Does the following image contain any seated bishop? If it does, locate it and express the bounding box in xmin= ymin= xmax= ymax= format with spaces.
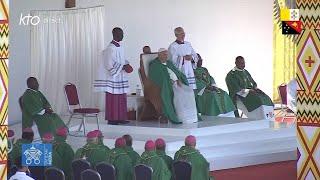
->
xmin=148 ymin=48 xmax=198 ymax=124
xmin=194 ymin=54 xmax=236 ymax=117
xmin=21 ymin=77 xmax=67 ymax=138
xmin=225 ymin=56 xmax=274 ymax=119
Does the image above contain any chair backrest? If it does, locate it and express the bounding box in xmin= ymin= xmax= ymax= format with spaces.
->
xmin=140 ymin=53 xmax=158 ymax=77
xmin=134 ymin=164 xmax=153 ymax=180
xmin=95 ymin=162 xmax=116 ymax=180
xmin=72 ymin=159 xmax=91 ymax=180
xmin=45 ymin=167 xmax=65 ymax=180
xmin=278 ymin=84 xmax=287 ymax=105
xmin=81 ymin=169 xmax=101 ymax=180
xmin=29 ymin=166 xmax=46 ymax=180
xmin=173 ymin=161 xmax=192 ymax=180
xmin=64 ymin=83 xmax=81 ymax=112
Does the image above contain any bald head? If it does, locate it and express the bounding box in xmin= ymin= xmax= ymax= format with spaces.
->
xmin=122 ymin=134 xmax=133 ymax=146
xmin=112 ymin=27 xmax=124 ymax=42
xmin=235 ymin=56 xmax=245 ymax=70
xmin=174 ymin=27 xmax=185 ymax=42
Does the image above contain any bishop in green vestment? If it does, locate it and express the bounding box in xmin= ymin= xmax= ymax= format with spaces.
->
xmin=225 ymin=56 xmax=273 ymax=117
xmin=138 ymin=140 xmax=171 ymax=180
xmin=9 ymin=128 xmax=34 ymax=164
xmin=148 ymin=49 xmax=189 ymax=124
xmin=74 ymin=130 xmax=108 ymax=167
xmin=42 ymin=133 xmax=63 ymax=169
xmin=21 ymin=77 xmax=67 ymax=137
xmin=95 ymin=130 xmax=110 ymax=154
xmin=174 ymin=135 xmax=212 ymax=180
xmin=54 ymin=127 xmax=74 ymax=180
xmin=194 ymin=54 xmax=236 ymax=116
xmin=123 ymin=134 xmax=140 ymax=165
xmin=155 ymin=138 xmax=173 ymax=170
xmin=106 ymin=137 xmax=134 ymax=180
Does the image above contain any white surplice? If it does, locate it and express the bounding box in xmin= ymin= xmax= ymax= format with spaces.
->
xmin=168 ymin=41 xmax=198 ymax=89
xmin=94 ymin=42 xmax=129 ymax=94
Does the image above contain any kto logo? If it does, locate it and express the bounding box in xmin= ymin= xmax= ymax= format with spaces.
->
xmin=19 ymin=14 xmax=41 ymax=26
xmin=19 ymin=13 xmax=62 ymax=26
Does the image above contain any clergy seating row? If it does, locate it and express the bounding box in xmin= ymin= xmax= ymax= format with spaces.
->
xmin=72 ymin=159 xmax=155 ymax=180
xmin=72 ymin=159 xmax=116 ymax=180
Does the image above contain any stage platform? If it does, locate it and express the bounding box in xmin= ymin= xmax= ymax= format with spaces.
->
xmin=66 ymin=116 xmax=296 ymax=171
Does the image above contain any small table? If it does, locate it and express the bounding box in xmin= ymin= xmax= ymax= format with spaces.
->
xmin=127 ymin=95 xmax=144 ymax=120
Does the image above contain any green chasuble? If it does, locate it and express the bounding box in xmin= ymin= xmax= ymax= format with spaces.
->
xmin=51 ymin=144 xmax=63 ymax=170
xmin=21 ymin=89 xmax=67 ymax=137
xmin=54 ymin=137 xmax=75 ymax=180
xmin=98 ymin=138 xmax=110 ymax=154
xmin=225 ymin=69 xmax=273 ymax=112
xmin=75 ymin=143 xmax=108 ymax=167
xmin=194 ymin=67 xmax=235 ymax=116
xmin=156 ymin=150 xmax=173 ymax=170
xmin=148 ymin=58 xmax=189 ymax=123
xmin=138 ymin=151 xmax=171 ymax=180
xmin=124 ymin=146 xmax=140 ymax=165
xmin=174 ymin=146 xmax=212 ymax=180
xmin=9 ymin=139 xmax=32 ymax=163
xmin=107 ymin=147 xmax=134 ymax=180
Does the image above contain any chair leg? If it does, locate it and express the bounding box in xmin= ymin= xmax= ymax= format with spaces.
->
xmin=83 ymin=116 xmax=86 ymax=136
xmin=96 ymin=114 xmax=100 ymax=130
xmin=67 ymin=114 xmax=74 ymax=127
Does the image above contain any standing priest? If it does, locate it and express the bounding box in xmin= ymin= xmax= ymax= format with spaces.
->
xmin=169 ymin=27 xmax=198 ymax=89
xmin=94 ymin=27 xmax=133 ymax=125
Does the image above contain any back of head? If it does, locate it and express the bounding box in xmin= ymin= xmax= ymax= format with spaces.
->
xmin=115 ymin=137 xmax=126 ymax=148
xmin=22 ymin=128 xmax=34 ymax=142
xmin=145 ymin=140 xmax=155 ymax=151
xmin=122 ymin=134 xmax=132 ymax=146
xmin=14 ymin=156 xmax=24 ymax=170
xmin=185 ymin=135 xmax=196 ymax=147
xmin=42 ymin=133 xmax=53 ymax=143
xmin=87 ymin=130 xmax=99 ymax=144
xmin=155 ymin=138 xmax=166 ymax=150
xmin=56 ymin=127 xmax=68 ymax=137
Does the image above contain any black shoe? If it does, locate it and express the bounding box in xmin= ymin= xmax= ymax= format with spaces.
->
xmin=119 ymin=120 xmax=130 ymax=124
xmin=107 ymin=121 xmax=120 ymax=125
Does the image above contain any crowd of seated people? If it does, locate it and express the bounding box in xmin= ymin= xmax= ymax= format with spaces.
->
xmin=8 ymin=128 xmax=212 ymax=180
